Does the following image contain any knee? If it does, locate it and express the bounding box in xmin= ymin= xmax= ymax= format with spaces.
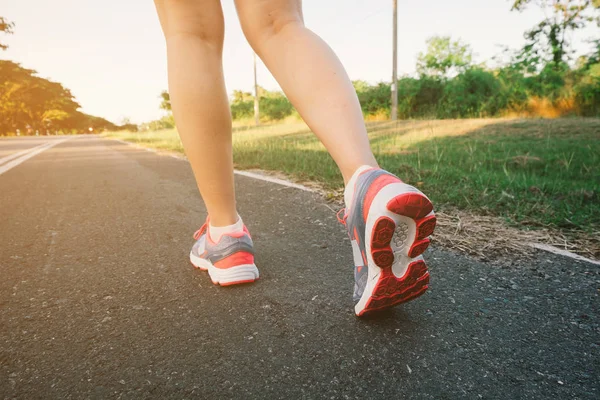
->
xmin=240 ymin=9 xmax=304 ymax=53
xmin=157 ymin=0 xmax=224 ymax=48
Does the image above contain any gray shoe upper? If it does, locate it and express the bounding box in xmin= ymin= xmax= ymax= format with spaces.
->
xmin=345 ymin=169 xmax=395 ymax=301
xmin=191 ymin=226 xmax=254 ymax=265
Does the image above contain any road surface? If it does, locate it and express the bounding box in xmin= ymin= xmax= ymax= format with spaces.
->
xmin=1 ymin=136 xmax=598 ymax=399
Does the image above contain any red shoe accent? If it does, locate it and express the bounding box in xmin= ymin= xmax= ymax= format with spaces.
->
xmin=362 ymin=174 xmax=402 ymax=221
xmin=387 ymin=192 xmax=433 ymax=220
xmin=370 ymin=217 xmax=395 ymax=268
xmin=213 ymin=251 xmax=255 ymax=269
xmin=358 ymin=260 xmax=430 ymax=316
xmin=416 ymin=215 xmax=436 ymax=240
xmin=229 ymin=226 xmax=252 ymax=239
xmin=408 ymin=238 xmax=430 ymax=258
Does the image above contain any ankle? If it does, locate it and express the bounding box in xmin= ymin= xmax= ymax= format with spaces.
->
xmin=209 ymin=213 xmax=239 ymax=227
xmin=209 ymin=214 xmax=244 ymax=242
xmin=341 ymin=161 xmax=379 ymax=184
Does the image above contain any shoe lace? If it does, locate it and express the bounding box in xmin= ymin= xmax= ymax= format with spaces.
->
xmin=336 ymin=208 xmax=348 ymax=226
xmin=193 ymin=223 xmax=208 ymax=240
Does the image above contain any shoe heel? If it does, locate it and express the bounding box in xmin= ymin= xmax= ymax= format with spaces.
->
xmin=386 ymin=191 xmax=433 ymax=220
xmin=357 ymin=259 xmax=430 ymax=316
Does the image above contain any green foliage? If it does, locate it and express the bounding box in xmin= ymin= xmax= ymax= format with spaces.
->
xmin=230 ymin=91 xmax=254 ymax=120
xmin=533 ymin=62 xmax=571 ymax=100
xmin=140 ymin=115 xmax=175 ymax=131
xmin=260 ymin=95 xmax=293 ymax=120
xmin=574 ymin=63 xmax=600 ymax=115
xmin=159 ymin=91 xmax=171 ymax=111
xmin=0 ymin=60 xmax=116 ymax=135
xmin=119 ymin=123 xmax=139 ymax=132
xmin=494 ymin=68 xmax=530 ymax=111
xmin=229 ymin=88 xmax=294 ymax=121
xmin=158 ymin=28 xmax=600 ymax=125
xmin=511 ymin=0 xmax=599 ymax=68
xmin=396 ymin=76 xmax=444 ymax=118
xmin=0 ymin=18 xmax=116 ymax=134
xmin=417 ymin=36 xmax=473 ymax=78
xmin=348 ymin=37 xmax=600 ymax=119
xmin=440 ymin=68 xmax=502 ymax=118
xmin=354 ymin=81 xmax=391 ymax=116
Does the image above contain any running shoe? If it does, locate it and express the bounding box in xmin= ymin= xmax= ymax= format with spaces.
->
xmin=338 ymin=168 xmax=436 ymax=316
xmin=189 ymin=220 xmax=259 ymax=286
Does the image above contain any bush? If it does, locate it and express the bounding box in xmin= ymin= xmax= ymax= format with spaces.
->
xmin=440 ymin=68 xmax=502 ymax=118
xmin=143 ymin=115 xmax=175 ymax=131
xmin=574 ymin=64 xmax=600 ymax=116
xmin=119 ymin=123 xmax=138 ymax=132
xmin=396 ymin=76 xmax=444 ymax=118
xmin=229 ymin=89 xmax=294 ymax=122
xmin=528 ymin=63 xmax=570 ymax=101
xmin=260 ymin=95 xmax=293 ymax=120
xmin=180 ymin=55 xmax=600 ymax=125
xmin=352 ymin=81 xmax=391 ymax=117
xmin=231 ymin=100 xmax=253 ymax=120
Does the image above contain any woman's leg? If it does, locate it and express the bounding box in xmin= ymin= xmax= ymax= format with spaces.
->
xmin=234 ymin=0 xmax=435 ymax=316
xmin=233 ymin=0 xmax=378 ymax=183
xmin=154 ymin=0 xmax=237 ymax=227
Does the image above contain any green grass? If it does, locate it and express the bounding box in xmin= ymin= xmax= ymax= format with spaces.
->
xmin=105 ymin=118 xmax=600 ymax=234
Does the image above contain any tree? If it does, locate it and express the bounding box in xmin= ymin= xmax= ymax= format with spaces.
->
xmin=42 ymin=109 xmax=70 ymax=128
xmin=159 ymin=90 xmax=171 ymax=111
xmin=416 ymin=36 xmax=473 ymax=78
xmin=511 ymin=0 xmax=600 ymax=69
xmin=0 ymin=17 xmax=14 ymax=50
xmin=0 ymin=60 xmax=115 ymax=135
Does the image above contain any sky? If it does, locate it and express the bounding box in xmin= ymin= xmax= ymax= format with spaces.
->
xmin=2 ymin=0 xmax=598 ymax=124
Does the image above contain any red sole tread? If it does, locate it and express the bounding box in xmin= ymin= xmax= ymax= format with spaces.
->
xmin=359 ymin=260 xmax=430 ymax=316
xmin=361 ymin=191 xmax=435 ymax=316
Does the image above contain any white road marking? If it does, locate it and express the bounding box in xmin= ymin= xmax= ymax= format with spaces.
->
xmin=0 ymin=139 xmax=70 ymax=176
xmin=529 ymin=243 xmax=600 ymax=266
xmin=0 ymin=142 xmax=49 ymax=166
xmin=233 ymin=170 xmax=312 ymax=192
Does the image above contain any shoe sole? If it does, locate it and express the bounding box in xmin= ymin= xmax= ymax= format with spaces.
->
xmin=355 ymin=182 xmax=435 ymax=316
xmin=190 ymin=252 xmax=259 ymax=286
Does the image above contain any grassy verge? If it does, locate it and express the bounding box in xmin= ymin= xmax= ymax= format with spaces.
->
xmin=105 ymin=118 xmax=600 ymax=237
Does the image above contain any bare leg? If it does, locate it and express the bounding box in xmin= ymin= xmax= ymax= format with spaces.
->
xmin=154 ymin=0 xmax=237 ymax=226
xmin=234 ymin=0 xmax=378 ymax=183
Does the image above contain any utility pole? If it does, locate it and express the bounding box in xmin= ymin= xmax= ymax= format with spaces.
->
xmin=391 ymin=0 xmax=398 ymax=121
xmin=253 ymin=52 xmax=260 ymax=126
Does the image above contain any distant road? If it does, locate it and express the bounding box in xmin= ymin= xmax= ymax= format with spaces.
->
xmin=0 ymin=136 xmax=70 ymax=176
xmin=0 ymin=136 xmax=597 ymax=399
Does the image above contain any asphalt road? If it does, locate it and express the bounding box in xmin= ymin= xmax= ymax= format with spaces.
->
xmin=1 ymin=136 xmax=598 ymax=399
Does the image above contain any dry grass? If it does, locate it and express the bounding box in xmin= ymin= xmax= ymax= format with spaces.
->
xmin=503 ymin=96 xmax=578 ymax=118
xmin=433 ymin=209 xmax=600 ymax=261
